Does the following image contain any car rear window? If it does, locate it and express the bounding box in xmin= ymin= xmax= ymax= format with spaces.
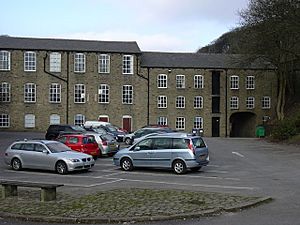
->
xmin=191 ymin=138 xmax=206 ymax=148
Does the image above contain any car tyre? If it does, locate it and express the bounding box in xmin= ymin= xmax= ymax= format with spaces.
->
xmin=121 ymin=158 xmax=133 ymax=171
xmin=172 ymin=160 xmax=187 ymax=174
xmin=56 ymin=161 xmax=68 ymax=174
xmin=124 ymin=138 xmax=132 ymax=145
xmin=11 ymin=158 xmax=22 ymax=171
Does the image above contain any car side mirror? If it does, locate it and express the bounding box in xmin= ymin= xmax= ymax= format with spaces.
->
xmin=42 ymin=150 xmax=49 ymax=154
xmin=133 ymin=146 xmax=140 ymax=151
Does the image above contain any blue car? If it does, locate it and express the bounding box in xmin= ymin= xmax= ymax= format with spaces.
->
xmin=113 ymin=133 xmax=209 ymax=174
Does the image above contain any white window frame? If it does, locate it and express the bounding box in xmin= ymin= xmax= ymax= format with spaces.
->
xmin=194 ymin=117 xmax=203 ymax=129
xmin=0 ymin=114 xmax=10 ymax=128
xmin=74 ymin=84 xmax=86 ymax=103
xmin=246 ymin=76 xmax=255 ymax=89
xmin=74 ymin=114 xmax=85 ymax=126
xmin=176 ymin=75 xmax=185 ymax=89
xmin=98 ymin=54 xmax=110 ymax=73
xmin=157 ymin=74 xmax=168 ymax=88
xmin=157 ymin=95 xmax=167 ymax=108
xmin=230 ymin=75 xmax=239 ymax=89
xmin=49 ymin=83 xmax=61 ymax=103
xmin=24 ymin=114 xmax=35 ymax=128
xmin=194 ymin=75 xmax=204 ymax=89
xmin=194 ymin=96 xmax=203 ymax=109
xmin=176 ymin=96 xmax=185 ymax=108
xmin=246 ymin=96 xmax=255 ymax=109
xmin=262 ymin=96 xmax=271 ymax=109
xmin=157 ymin=116 xmax=168 ymax=126
xmin=122 ymin=55 xmax=133 ymax=74
xmin=122 ymin=85 xmax=133 ymax=104
xmin=0 ymin=82 xmax=11 ymax=102
xmin=98 ymin=84 xmax=109 ymax=103
xmin=24 ymin=83 xmax=36 ymax=103
xmin=0 ymin=50 xmax=11 ymax=71
xmin=176 ymin=117 xmax=185 ymax=130
xmin=230 ymin=96 xmax=239 ymax=109
xmin=74 ymin=53 xmax=86 ymax=73
xmin=24 ymin=51 xmax=36 ymax=72
xmin=50 ymin=114 xmax=60 ymax=125
xmin=49 ymin=52 xmax=61 ymax=72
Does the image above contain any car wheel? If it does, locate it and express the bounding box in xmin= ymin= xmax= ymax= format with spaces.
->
xmin=121 ymin=158 xmax=133 ymax=171
xmin=190 ymin=166 xmax=202 ymax=172
xmin=11 ymin=158 xmax=22 ymax=171
xmin=56 ymin=161 xmax=68 ymax=174
xmin=125 ymin=138 xmax=132 ymax=145
xmin=172 ymin=160 xmax=187 ymax=174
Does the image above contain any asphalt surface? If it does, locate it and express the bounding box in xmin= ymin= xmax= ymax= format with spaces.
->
xmin=0 ymin=131 xmax=300 ymax=225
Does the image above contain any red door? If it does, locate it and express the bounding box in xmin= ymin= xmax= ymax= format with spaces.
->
xmin=98 ymin=116 xmax=109 ymax=122
xmin=123 ymin=117 xmax=132 ymax=133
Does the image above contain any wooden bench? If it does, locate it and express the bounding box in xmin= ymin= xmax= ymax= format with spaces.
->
xmin=0 ymin=180 xmax=64 ymax=202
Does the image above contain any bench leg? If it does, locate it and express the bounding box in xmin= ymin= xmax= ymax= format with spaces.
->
xmin=1 ymin=184 xmax=18 ymax=198
xmin=41 ymin=187 xmax=56 ymax=202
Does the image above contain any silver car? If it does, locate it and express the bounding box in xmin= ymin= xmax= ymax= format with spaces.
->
xmin=85 ymin=132 xmax=119 ymax=156
xmin=4 ymin=140 xmax=95 ymax=174
xmin=113 ymin=133 xmax=209 ymax=174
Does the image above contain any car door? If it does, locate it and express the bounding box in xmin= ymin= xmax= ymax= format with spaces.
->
xmin=19 ymin=143 xmax=36 ymax=168
xmin=150 ymin=138 xmax=172 ymax=168
xmin=129 ymin=138 xmax=153 ymax=167
xmin=32 ymin=144 xmax=53 ymax=170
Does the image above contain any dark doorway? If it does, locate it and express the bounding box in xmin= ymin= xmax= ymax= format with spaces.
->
xmin=230 ymin=112 xmax=257 ymax=137
xmin=212 ymin=117 xmax=220 ymax=137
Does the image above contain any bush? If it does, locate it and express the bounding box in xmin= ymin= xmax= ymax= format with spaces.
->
xmin=271 ymin=119 xmax=298 ymax=140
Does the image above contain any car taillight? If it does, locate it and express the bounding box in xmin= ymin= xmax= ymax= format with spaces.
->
xmin=102 ymin=141 xmax=108 ymax=146
xmin=188 ymin=141 xmax=195 ymax=155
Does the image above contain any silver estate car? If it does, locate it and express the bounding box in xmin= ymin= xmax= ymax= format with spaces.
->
xmin=4 ymin=140 xmax=95 ymax=174
xmin=113 ymin=133 xmax=209 ymax=174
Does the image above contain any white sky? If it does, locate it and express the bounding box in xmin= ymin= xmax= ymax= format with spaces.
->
xmin=1 ymin=0 xmax=249 ymax=52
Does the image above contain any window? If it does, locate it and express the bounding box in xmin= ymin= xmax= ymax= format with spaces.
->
xmin=74 ymin=53 xmax=85 ymax=73
xmin=0 ymin=51 xmax=10 ymax=71
xmin=246 ymin=97 xmax=255 ymax=109
xmin=246 ymin=76 xmax=255 ymax=89
xmin=157 ymin=95 xmax=167 ymax=108
xmin=0 ymin=82 xmax=11 ymax=102
xmin=230 ymin=75 xmax=239 ymax=89
xmin=0 ymin=114 xmax=10 ymax=127
xmin=194 ymin=117 xmax=203 ymax=129
xmin=24 ymin=83 xmax=36 ymax=103
xmin=74 ymin=114 xmax=85 ymax=126
xmin=176 ymin=75 xmax=185 ymax=88
xmin=123 ymin=55 xmax=133 ymax=74
xmin=25 ymin=114 xmax=35 ymax=128
xmin=98 ymin=54 xmax=110 ymax=73
xmin=24 ymin=51 xmax=36 ymax=72
xmin=50 ymin=52 xmax=61 ymax=72
xmin=157 ymin=116 xmax=167 ymax=126
xmin=157 ymin=74 xmax=167 ymax=88
xmin=49 ymin=83 xmax=61 ymax=103
xmin=122 ymin=85 xmax=133 ymax=104
xmin=98 ymin=84 xmax=109 ymax=103
xmin=50 ymin=114 xmax=60 ymax=125
xmin=74 ymin=84 xmax=85 ymax=103
xmin=194 ymin=96 xmax=203 ymax=109
xmin=194 ymin=75 xmax=204 ymax=89
xmin=230 ymin=96 xmax=239 ymax=109
xmin=262 ymin=96 xmax=271 ymax=109
xmin=176 ymin=117 xmax=185 ymax=130
xmin=176 ymin=96 xmax=185 ymax=108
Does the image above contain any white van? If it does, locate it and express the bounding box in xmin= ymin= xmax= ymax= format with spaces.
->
xmin=83 ymin=121 xmax=111 ymax=128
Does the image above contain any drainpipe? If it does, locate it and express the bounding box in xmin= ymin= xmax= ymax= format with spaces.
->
xmin=225 ymin=69 xmax=228 ymax=137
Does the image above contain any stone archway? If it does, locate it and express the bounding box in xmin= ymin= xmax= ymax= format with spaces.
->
xmin=230 ymin=112 xmax=257 ymax=137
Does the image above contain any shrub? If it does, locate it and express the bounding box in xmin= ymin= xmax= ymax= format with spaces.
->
xmin=271 ymin=119 xmax=298 ymax=140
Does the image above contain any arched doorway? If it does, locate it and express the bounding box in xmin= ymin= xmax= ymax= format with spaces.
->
xmin=230 ymin=112 xmax=257 ymax=137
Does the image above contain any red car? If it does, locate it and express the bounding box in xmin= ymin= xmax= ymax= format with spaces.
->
xmin=57 ymin=134 xmax=100 ymax=159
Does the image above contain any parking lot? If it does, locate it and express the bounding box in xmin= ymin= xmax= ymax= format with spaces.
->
xmin=1 ymin=131 xmax=300 ymax=224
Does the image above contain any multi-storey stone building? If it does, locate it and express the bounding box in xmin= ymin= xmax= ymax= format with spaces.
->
xmin=0 ymin=36 xmax=277 ymax=137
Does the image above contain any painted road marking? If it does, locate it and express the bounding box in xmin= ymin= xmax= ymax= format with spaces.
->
xmin=232 ymin=152 xmax=245 ymax=158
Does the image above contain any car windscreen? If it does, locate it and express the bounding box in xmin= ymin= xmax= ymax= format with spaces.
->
xmin=71 ymin=125 xmax=86 ymax=132
xmin=46 ymin=142 xmax=71 ymax=153
xmin=106 ymin=126 xmax=117 ymax=132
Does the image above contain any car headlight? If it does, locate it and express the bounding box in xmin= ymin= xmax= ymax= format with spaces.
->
xmin=70 ymin=159 xmax=80 ymax=162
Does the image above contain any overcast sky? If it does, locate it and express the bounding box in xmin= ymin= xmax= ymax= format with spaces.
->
xmin=1 ymin=0 xmax=249 ymax=52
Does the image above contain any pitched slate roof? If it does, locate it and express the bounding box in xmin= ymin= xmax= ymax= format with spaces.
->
xmin=141 ymin=52 xmax=275 ymax=70
xmin=0 ymin=36 xmax=141 ymax=53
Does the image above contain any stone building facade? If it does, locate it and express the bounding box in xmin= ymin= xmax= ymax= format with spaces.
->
xmin=0 ymin=36 xmax=277 ymax=137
